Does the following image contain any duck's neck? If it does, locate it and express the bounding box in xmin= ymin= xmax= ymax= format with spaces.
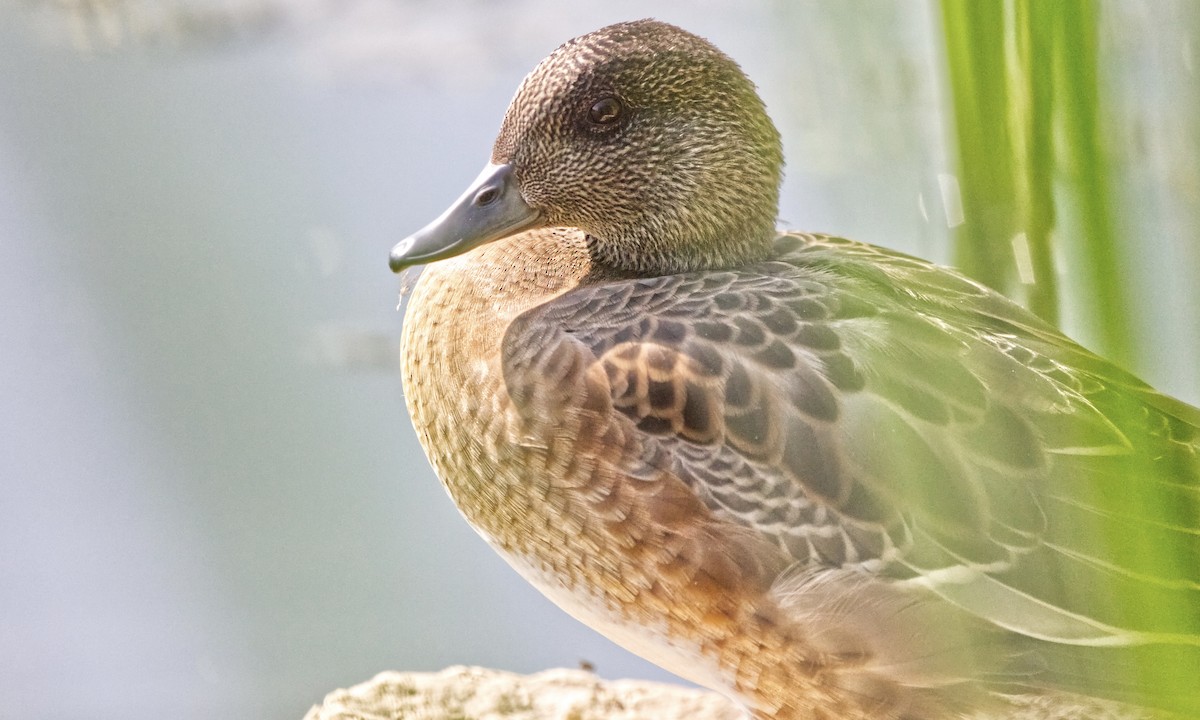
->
xmin=583 ymin=208 xmax=779 ymax=276
xmin=583 ymin=222 xmax=777 ymax=276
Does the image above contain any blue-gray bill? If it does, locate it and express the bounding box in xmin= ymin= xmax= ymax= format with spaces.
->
xmin=390 ymin=162 xmax=541 ymax=272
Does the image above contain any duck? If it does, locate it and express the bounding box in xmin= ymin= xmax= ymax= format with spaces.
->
xmin=389 ymin=19 xmax=1200 ymax=720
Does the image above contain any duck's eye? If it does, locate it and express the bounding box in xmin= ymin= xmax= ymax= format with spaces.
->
xmin=588 ymin=97 xmax=622 ymax=125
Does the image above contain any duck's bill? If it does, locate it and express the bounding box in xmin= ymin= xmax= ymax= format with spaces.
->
xmin=390 ymin=163 xmax=541 ymax=272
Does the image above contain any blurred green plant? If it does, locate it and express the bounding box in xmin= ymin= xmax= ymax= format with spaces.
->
xmin=940 ymin=0 xmax=1135 ymax=365
xmin=939 ymin=0 xmax=1195 ymax=710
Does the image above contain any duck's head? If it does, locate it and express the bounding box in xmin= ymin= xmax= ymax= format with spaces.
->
xmin=390 ymin=19 xmax=784 ymax=276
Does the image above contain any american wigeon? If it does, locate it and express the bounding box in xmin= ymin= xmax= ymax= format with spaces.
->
xmin=390 ymin=19 xmax=1199 ymax=720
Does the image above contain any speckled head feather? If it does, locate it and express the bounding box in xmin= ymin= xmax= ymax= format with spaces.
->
xmin=492 ymin=19 xmax=784 ymax=274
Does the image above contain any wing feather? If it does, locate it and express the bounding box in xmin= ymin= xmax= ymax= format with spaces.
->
xmin=501 ymin=232 xmax=1200 ymax=711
